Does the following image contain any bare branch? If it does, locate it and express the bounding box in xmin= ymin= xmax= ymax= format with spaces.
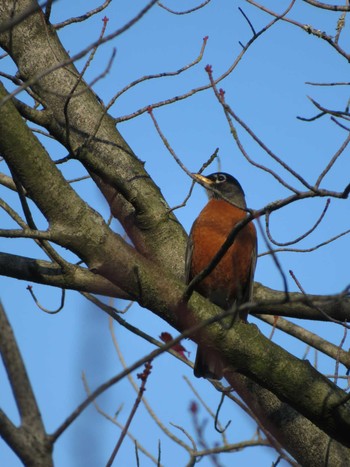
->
xmin=0 ymin=0 xmax=160 ymax=107
xmin=27 ymin=285 xmax=65 ymax=314
xmin=0 ymin=252 xmax=128 ymax=298
xmin=109 ymin=319 xmax=192 ymax=451
xmin=334 ymin=325 xmax=348 ymax=384
xmin=0 ymin=302 xmax=53 ymax=466
xmin=82 ymin=373 xmax=162 ymax=466
xmin=315 ymin=132 xmax=350 ymax=187
xmin=246 ymin=0 xmax=350 ymax=60
xmin=308 ymin=96 xmax=350 ymax=121
xmin=0 ymin=172 xmax=17 ymax=191
xmin=258 ymin=314 xmax=350 ymax=369
xmin=238 ymin=7 xmax=257 ymax=35
xmin=115 ymin=6 xmax=285 ymax=124
xmin=54 ymin=0 xmax=113 ymax=29
xmin=157 ymin=0 xmax=212 ymax=15
xmin=253 ymin=282 xmax=350 ymax=321
xmin=112 ymin=36 xmax=209 ymax=123
xmin=106 ymin=361 xmax=153 ymax=466
xmin=302 ymin=0 xmax=350 ymax=11
xmin=305 ymin=81 xmax=350 ymax=86
xmin=259 ymin=227 xmax=350 ymax=256
xmin=51 ymin=325 xmax=206 ymax=443
xmin=265 ymin=199 xmax=330 ymax=247
xmin=205 ymin=65 xmax=313 ymax=191
xmin=289 ymin=270 xmax=350 ymax=328
xmin=0 ymin=302 xmax=43 ymax=426
xmin=0 ymin=228 xmax=53 ymax=240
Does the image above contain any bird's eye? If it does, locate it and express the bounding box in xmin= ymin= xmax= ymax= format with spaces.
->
xmin=216 ymin=174 xmax=226 ymax=183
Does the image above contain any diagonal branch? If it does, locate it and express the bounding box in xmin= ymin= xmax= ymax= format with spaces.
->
xmin=0 ymin=302 xmax=43 ymax=428
xmin=0 ymin=302 xmax=53 ymax=466
xmin=257 ymin=314 xmax=350 ymax=369
xmin=229 ymin=373 xmax=350 ymax=466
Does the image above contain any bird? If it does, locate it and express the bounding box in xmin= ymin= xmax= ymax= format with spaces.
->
xmin=186 ymin=172 xmax=257 ymax=379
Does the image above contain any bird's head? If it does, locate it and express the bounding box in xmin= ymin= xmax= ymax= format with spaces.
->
xmin=192 ymin=172 xmax=247 ymax=209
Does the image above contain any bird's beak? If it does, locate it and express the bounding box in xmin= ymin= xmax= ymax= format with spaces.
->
xmin=192 ymin=173 xmax=214 ymax=185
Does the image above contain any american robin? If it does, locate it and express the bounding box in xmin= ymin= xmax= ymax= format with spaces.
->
xmin=186 ymin=172 xmax=257 ymax=379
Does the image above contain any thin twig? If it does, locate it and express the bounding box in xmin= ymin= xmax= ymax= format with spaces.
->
xmin=54 ymin=0 xmax=113 ymax=29
xmin=0 ymin=228 xmax=53 ymax=240
xmin=265 ymin=199 xmax=330 ymax=247
xmin=302 ymin=0 xmax=350 ymax=11
xmin=257 ymin=314 xmax=350 ymax=369
xmin=0 ymin=0 xmax=160 ymax=107
xmin=106 ymin=361 xmax=153 ymax=466
xmin=246 ymin=0 xmax=350 ymax=60
xmin=109 ymin=316 xmax=192 ymax=452
xmin=82 ymin=373 xmax=161 ymax=465
xmin=205 ymin=63 xmax=313 ymax=192
xmin=183 ymin=376 xmax=229 ymax=444
xmin=256 ymin=217 xmax=289 ymax=300
xmin=315 ymin=133 xmax=350 ymax=188
xmin=334 ymin=325 xmax=348 ymax=383
xmin=214 ymin=393 xmax=231 ymax=434
xmin=83 ymin=293 xmax=191 ymax=366
xmin=289 ymin=270 xmax=350 ymax=328
xmin=112 ymin=35 xmax=209 ymax=122
xmin=259 ymin=227 xmax=350 ymax=256
xmin=114 ymin=7 xmax=285 ymax=125
xmin=168 ymin=148 xmax=219 ymax=213
xmin=158 ymin=0 xmax=211 ymax=15
xmin=297 ymin=111 xmax=326 ymax=122
xmin=51 ymin=299 xmax=267 ymax=443
xmin=305 ymin=81 xmax=350 ymax=86
xmin=27 ymin=286 xmax=65 ymax=314
xmin=238 ymin=7 xmax=256 ymax=35
xmin=63 ymin=16 xmax=110 ymax=154
xmin=331 ymin=117 xmax=350 ymax=131
xmin=308 ymin=96 xmax=350 ymax=121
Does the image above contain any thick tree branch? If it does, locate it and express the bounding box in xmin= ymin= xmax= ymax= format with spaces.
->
xmin=0 ymin=81 xmax=143 ymax=297
xmin=0 ymin=252 xmax=128 ymax=298
xmin=253 ymin=282 xmax=350 ymax=321
xmin=0 ymin=0 xmax=186 ymax=278
xmin=1 ymin=252 xmax=349 ymax=322
xmin=230 ymin=373 xmax=350 ymax=466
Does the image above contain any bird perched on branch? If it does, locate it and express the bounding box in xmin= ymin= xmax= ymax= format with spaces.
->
xmin=186 ymin=172 xmax=257 ymax=379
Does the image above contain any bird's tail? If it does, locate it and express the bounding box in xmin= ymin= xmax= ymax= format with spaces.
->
xmin=194 ymin=346 xmax=223 ymax=380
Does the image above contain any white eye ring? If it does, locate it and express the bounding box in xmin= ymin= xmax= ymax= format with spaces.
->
xmin=216 ymin=174 xmax=226 ymax=183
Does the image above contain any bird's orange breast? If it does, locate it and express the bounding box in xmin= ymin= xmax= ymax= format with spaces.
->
xmin=189 ymin=199 xmax=256 ymax=310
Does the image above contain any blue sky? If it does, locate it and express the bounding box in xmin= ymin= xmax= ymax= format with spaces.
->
xmin=1 ymin=1 xmax=349 ymax=466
